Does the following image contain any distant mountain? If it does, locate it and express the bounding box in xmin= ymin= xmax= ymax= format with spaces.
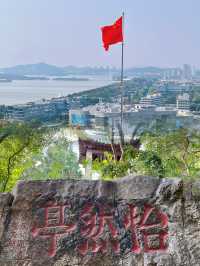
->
xmin=0 ymin=63 xmax=117 ymax=77
xmin=0 ymin=63 xmax=66 ymax=76
xmin=0 ymin=63 xmax=178 ymax=78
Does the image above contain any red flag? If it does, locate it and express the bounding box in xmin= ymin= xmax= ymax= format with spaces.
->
xmin=101 ymin=16 xmax=123 ymax=51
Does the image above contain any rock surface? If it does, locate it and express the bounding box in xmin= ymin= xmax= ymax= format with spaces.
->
xmin=0 ymin=175 xmax=199 ymax=266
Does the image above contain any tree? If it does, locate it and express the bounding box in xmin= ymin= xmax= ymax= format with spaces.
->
xmin=91 ymin=144 xmax=164 ymax=180
xmin=141 ymin=128 xmax=200 ymax=178
xmin=89 ymin=128 xmax=200 ymax=181
xmin=132 ymin=151 xmax=164 ymax=178
xmin=22 ymin=136 xmax=82 ymax=181
xmin=0 ymin=122 xmax=46 ymax=192
xmin=92 ymin=151 xmax=131 ymax=180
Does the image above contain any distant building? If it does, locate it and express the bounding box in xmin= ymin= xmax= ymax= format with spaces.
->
xmin=139 ymin=93 xmax=162 ymax=107
xmin=182 ymin=64 xmax=192 ymax=80
xmin=156 ymin=81 xmax=191 ymax=94
xmin=5 ymin=97 xmax=69 ymax=122
xmin=176 ymin=93 xmax=190 ymax=111
xmin=6 ymin=106 xmax=25 ymax=120
xmin=69 ymin=109 xmax=91 ymax=127
xmin=163 ymin=68 xmax=182 ymax=80
xmin=94 ymin=115 xmax=109 ymax=128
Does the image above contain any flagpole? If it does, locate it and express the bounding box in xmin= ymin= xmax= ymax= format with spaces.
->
xmin=120 ymin=12 xmax=125 ymax=133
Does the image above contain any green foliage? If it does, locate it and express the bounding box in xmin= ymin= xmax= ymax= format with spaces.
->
xmin=141 ymin=128 xmax=200 ymax=178
xmin=0 ymin=122 xmax=82 ymax=191
xmin=191 ymin=86 xmax=200 ymax=103
xmin=92 ymin=152 xmax=131 ymax=180
xmin=89 ymin=128 xmax=200 ymax=181
xmin=22 ymin=137 xmax=82 ymax=181
xmin=91 ymin=144 xmax=164 ymax=180
xmin=148 ymin=87 xmax=157 ymax=95
xmin=0 ymin=122 xmax=46 ymax=192
xmin=132 ymin=151 xmax=164 ymax=177
xmin=69 ymin=78 xmax=154 ymax=105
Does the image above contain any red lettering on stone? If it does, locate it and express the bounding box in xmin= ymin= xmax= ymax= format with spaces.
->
xmin=31 ymin=201 xmax=169 ymax=257
xmin=32 ymin=203 xmax=76 ymax=257
xmin=124 ymin=204 xmax=168 ymax=254
xmin=77 ymin=203 xmax=119 ymax=256
xmin=124 ymin=204 xmax=141 ymax=253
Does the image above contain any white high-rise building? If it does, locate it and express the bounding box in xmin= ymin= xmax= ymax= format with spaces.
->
xmin=139 ymin=93 xmax=162 ymax=107
xmin=176 ymin=93 xmax=190 ymax=111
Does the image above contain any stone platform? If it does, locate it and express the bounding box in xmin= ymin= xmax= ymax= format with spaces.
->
xmin=0 ymin=175 xmax=200 ymax=266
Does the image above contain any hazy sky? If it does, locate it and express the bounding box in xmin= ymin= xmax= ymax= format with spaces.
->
xmin=0 ymin=0 xmax=200 ymax=68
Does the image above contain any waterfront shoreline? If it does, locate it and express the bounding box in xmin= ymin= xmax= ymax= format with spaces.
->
xmin=0 ymin=79 xmax=113 ymax=106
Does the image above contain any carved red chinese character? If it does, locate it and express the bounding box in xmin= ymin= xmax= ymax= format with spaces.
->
xmin=77 ymin=203 xmax=119 ymax=256
xmin=32 ymin=203 xmax=76 ymax=257
xmin=124 ymin=204 xmax=168 ymax=253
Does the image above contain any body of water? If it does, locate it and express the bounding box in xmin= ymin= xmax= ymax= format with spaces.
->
xmin=0 ymin=78 xmax=113 ymax=105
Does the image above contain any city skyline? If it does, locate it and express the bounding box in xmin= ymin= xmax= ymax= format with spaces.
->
xmin=1 ymin=0 xmax=200 ymax=68
xmin=0 ymin=62 xmax=197 ymax=71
